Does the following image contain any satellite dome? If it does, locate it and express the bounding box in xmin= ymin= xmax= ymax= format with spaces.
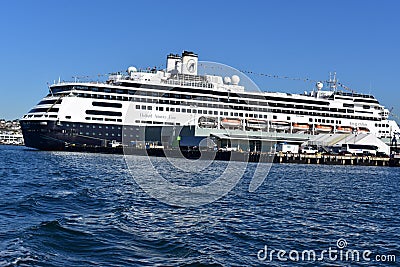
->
xmin=224 ymin=76 xmax=231 ymax=84
xmin=316 ymin=81 xmax=323 ymax=90
xmin=231 ymin=75 xmax=240 ymax=85
xmin=127 ymin=66 xmax=137 ymax=74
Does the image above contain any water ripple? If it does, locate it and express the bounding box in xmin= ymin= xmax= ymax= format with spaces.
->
xmin=0 ymin=146 xmax=399 ymax=266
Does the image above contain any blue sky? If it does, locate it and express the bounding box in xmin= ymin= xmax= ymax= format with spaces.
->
xmin=0 ymin=0 xmax=399 ymax=120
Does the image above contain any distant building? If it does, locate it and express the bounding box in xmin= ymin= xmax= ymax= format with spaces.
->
xmin=0 ymin=132 xmax=24 ymax=145
xmin=0 ymin=119 xmax=24 ymax=145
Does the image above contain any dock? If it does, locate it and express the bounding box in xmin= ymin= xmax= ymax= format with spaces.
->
xmin=273 ymin=152 xmax=397 ymax=167
xmin=61 ymin=144 xmax=400 ymax=167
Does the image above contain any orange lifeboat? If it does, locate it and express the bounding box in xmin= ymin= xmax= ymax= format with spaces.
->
xmin=293 ymin=123 xmax=310 ymax=131
xmin=315 ymin=125 xmax=333 ymax=133
xmin=336 ymin=126 xmax=353 ymax=133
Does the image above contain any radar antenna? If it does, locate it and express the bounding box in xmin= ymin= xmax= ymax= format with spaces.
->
xmin=327 ymin=72 xmax=338 ymax=91
xmin=326 ymin=72 xmax=356 ymax=93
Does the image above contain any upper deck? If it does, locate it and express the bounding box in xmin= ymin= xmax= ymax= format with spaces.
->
xmin=42 ymin=50 xmax=388 ymax=123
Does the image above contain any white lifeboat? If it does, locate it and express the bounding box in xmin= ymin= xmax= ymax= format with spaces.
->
xmin=221 ymin=118 xmax=241 ymax=128
xmin=246 ymin=119 xmax=268 ymax=130
xmin=270 ymin=121 xmax=290 ymax=130
xmin=198 ymin=117 xmax=217 ymax=128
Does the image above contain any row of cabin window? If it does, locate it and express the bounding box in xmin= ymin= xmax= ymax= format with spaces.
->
xmin=84 ymin=117 xmax=122 ymax=122
xmin=375 ymin=123 xmax=390 ymax=128
xmin=134 ymin=120 xmax=180 ymax=125
xmin=56 ymin=91 xmax=377 ymax=120
xmin=53 ymin=85 xmax=379 ymax=107
xmin=79 ymin=132 xmax=121 ymax=137
xmin=66 ymin=85 xmax=330 ymax=106
xmin=63 ymin=124 xmax=122 ymax=130
xmin=74 ymin=84 xmax=385 ymax=108
xmin=135 ymin=105 xmax=344 ymax=124
xmin=134 ymin=104 xmax=379 ymax=121
xmin=74 ymin=92 xmax=340 ymax=111
xmin=24 ymin=114 xmax=58 ymax=118
xmin=136 ymin=98 xmax=377 ymax=120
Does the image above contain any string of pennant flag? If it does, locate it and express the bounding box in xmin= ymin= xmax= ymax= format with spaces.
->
xmin=240 ymin=70 xmax=318 ymax=83
xmin=65 ymin=63 xmax=356 ymax=93
xmin=197 ymin=63 xmax=318 ymax=83
xmin=197 ymin=63 xmax=356 ymax=92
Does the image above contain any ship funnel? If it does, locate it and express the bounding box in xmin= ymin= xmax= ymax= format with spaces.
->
xmin=166 ymin=53 xmax=181 ymax=74
xmin=181 ymin=51 xmax=198 ymax=75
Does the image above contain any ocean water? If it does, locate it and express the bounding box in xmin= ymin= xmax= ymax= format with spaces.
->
xmin=0 ymin=145 xmax=399 ymax=266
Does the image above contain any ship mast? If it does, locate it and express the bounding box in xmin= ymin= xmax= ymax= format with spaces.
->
xmin=327 ymin=71 xmax=338 ymax=91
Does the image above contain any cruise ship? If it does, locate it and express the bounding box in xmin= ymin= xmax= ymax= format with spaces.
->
xmin=20 ymin=51 xmax=400 ymax=153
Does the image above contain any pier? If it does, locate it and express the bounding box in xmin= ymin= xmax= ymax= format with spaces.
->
xmin=273 ymin=152 xmax=396 ymax=167
xmin=62 ymin=144 xmax=400 ymax=167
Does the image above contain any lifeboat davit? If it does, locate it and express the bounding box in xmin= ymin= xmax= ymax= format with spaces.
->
xmin=221 ymin=118 xmax=241 ymax=128
xmin=246 ymin=119 xmax=268 ymax=130
xmin=336 ymin=126 xmax=353 ymax=133
xmin=292 ymin=123 xmax=310 ymax=131
xmin=315 ymin=125 xmax=333 ymax=133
